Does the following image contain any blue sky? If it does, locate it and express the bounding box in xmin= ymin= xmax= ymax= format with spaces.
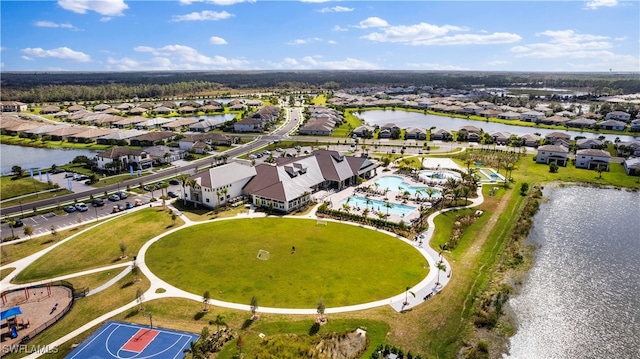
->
xmin=1 ymin=0 xmax=638 ymax=72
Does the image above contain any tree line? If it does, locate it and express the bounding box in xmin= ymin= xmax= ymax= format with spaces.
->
xmin=1 ymin=71 xmax=638 ymax=103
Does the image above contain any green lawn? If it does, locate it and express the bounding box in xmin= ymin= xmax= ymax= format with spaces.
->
xmin=147 ymin=218 xmax=428 ymax=308
xmin=331 ymin=110 xmax=363 ymax=138
xmin=0 ymin=175 xmax=59 ymax=200
xmin=14 ymin=208 xmax=182 ymax=283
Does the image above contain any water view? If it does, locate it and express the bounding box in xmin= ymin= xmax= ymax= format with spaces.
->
xmin=0 ymin=144 xmax=97 ymax=175
xmin=355 ymin=110 xmax=639 ymax=143
xmin=340 ymin=196 xmax=417 ymax=217
xmin=505 ymin=186 xmax=640 ymax=358
xmin=374 ymin=175 xmax=436 ymax=196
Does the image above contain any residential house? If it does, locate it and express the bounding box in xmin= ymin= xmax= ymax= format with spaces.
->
xmin=615 ymin=141 xmax=640 ymax=157
xmin=605 ymin=111 xmax=631 ymax=122
xmin=153 ymin=106 xmax=174 ymax=115
xmin=575 ymin=149 xmax=611 ymax=170
xmin=567 ymin=118 xmax=596 ymax=128
xmin=40 ymin=105 xmax=61 ymax=114
xmin=128 ymin=107 xmax=148 ymax=116
xmin=188 ymin=118 xmax=226 ymax=132
xmin=24 ymin=125 xmax=69 ymax=138
xmin=576 ymin=138 xmax=605 ymax=150
xmin=405 ymin=128 xmax=427 ymax=140
xmin=520 ymin=111 xmax=546 ymax=122
xmin=555 ymin=110 xmax=576 ymax=118
xmin=631 ymin=119 xmax=640 ymax=132
xmin=598 ymin=119 xmax=627 ymax=131
xmin=2 ymin=121 xmax=42 ymax=135
xmin=497 ymin=111 xmax=521 ymax=120
xmin=430 ymin=128 xmax=453 ymax=141
xmin=96 ymin=129 xmax=146 ymax=145
xmin=129 ymin=131 xmax=176 ymax=147
xmin=143 ymin=145 xmax=185 ymax=164
xmin=379 ymin=123 xmax=400 ymax=139
xmin=67 ymin=128 xmax=117 ymax=143
xmin=544 ymin=115 xmax=571 ymax=126
xmin=490 ymin=131 xmax=511 ymax=144
xmin=298 ymin=121 xmax=334 ymax=136
xmin=115 ymin=103 xmax=135 ymax=111
xmin=352 ymin=125 xmax=375 ymax=138
xmin=536 ymin=145 xmax=569 ymax=166
xmin=93 ymin=104 xmax=111 ymax=111
xmin=45 ymin=127 xmax=87 ymax=141
xmin=160 ymin=117 xmax=198 ymax=131
xmin=1 ymin=101 xmax=28 ymax=112
xmin=544 ymin=132 xmax=572 ymax=147
xmin=67 ymin=105 xmax=86 ymax=113
xmin=95 ymin=147 xmax=153 ymax=171
xmin=112 ymin=116 xmax=148 ymax=129
xmin=135 ymin=117 xmax=176 ymax=130
xmin=520 ymin=133 xmax=541 ymax=147
xmin=623 ymin=158 xmax=640 ymax=176
xmin=234 ymin=117 xmax=264 ymax=132
xmin=179 ymin=133 xmax=231 ymax=153
xmin=185 ymin=162 xmax=258 ymax=208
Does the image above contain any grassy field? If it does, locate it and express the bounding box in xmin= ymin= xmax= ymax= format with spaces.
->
xmin=147 ymin=218 xmax=428 ymax=308
xmin=14 ymin=208 xmax=182 ymax=283
xmin=331 ymin=110 xmax=363 ymax=138
xmin=1 ymin=135 xmax=111 ymax=151
xmin=0 ymin=175 xmax=60 ymax=200
xmin=1 ymin=226 xmax=83 ymax=265
xmin=5 ymin=271 xmax=150 ymax=359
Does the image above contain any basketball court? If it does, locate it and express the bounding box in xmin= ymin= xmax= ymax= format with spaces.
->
xmin=65 ymin=321 xmax=199 ymax=359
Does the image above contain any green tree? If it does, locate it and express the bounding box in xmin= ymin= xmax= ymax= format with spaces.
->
xmin=210 ymin=314 xmax=227 ymax=340
xmin=6 ymin=219 xmax=16 ymax=238
xmin=549 ymin=162 xmax=559 ymax=173
xmin=317 ymin=300 xmax=326 ymax=321
xmin=23 ymin=225 xmax=33 ymax=239
xmin=119 ymin=241 xmax=127 ymax=258
xmin=250 ymin=296 xmax=259 ymax=320
xmin=596 ymin=164 xmax=606 ymax=178
xmin=435 ymin=261 xmax=447 ymax=285
xmin=11 ymin=165 xmax=24 ymax=179
xmin=203 ymin=290 xmax=210 ymax=312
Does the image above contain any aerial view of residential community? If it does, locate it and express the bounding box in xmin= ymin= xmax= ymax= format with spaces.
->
xmin=0 ymin=1 xmax=639 ymax=359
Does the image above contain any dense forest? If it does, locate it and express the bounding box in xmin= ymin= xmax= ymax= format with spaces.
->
xmin=1 ymin=70 xmax=638 ymax=103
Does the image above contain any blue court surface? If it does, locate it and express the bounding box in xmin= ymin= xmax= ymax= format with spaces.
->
xmin=65 ymin=321 xmax=199 ymax=359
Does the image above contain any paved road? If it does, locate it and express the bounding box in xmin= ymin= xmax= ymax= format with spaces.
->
xmin=0 ymin=108 xmax=302 ymax=220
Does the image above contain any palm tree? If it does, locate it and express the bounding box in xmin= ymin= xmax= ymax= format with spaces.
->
xmin=403 ymin=286 xmax=415 ymax=305
xmin=211 ymin=314 xmax=227 ymax=340
xmin=365 ymin=197 xmax=372 ymax=210
xmin=414 ymin=188 xmax=422 ymax=201
xmin=250 ymin=296 xmax=259 ymax=320
xmin=596 ymin=164 xmax=605 ymax=178
xmin=317 ymin=300 xmax=326 ymax=322
xmin=178 ymin=174 xmax=189 ymax=206
xmin=384 ymin=201 xmax=392 ymax=216
xmin=342 ymin=203 xmax=351 ymax=213
xmin=435 ymin=261 xmax=447 ymax=285
xmin=202 ymin=291 xmax=210 ymax=312
xmin=186 ymin=179 xmax=199 ymax=208
xmin=6 ymin=219 xmax=16 ymax=238
xmin=425 ymin=187 xmax=436 ymax=202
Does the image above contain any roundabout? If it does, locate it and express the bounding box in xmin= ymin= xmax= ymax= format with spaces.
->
xmin=145 ymin=218 xmax=429 ymax=308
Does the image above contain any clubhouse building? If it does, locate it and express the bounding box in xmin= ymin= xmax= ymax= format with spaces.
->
xmin=183 ymin=150 xmax=379 ymax=212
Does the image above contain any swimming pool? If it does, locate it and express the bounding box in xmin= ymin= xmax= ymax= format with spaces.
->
xmin=340 ymin=196 xmax=417 ymax=217
xmin=373 ymin=176 xmax=430 ymax=195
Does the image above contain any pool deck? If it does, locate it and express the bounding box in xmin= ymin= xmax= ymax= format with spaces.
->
xmin=321 ymin=171 xmax=440 ymax=224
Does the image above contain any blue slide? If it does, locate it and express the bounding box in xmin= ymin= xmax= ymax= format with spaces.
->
xmin=11 ymin=326 xmax=18 ymax=338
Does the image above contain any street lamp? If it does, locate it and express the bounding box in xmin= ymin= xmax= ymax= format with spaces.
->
xmin=94 ymin=205 xmax=99 ymax=222
xmin=18 ymin=201 xmax=24 ymax=218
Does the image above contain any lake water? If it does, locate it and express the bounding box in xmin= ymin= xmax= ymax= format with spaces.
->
xmin=355 ymin=110 xmax=639 ymax=142
xmin=0 ymin=144 xmax=97 ymax=175
xmin=505 ymin=186 xmax=640 ymax=358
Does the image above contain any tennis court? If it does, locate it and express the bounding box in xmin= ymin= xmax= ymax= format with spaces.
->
xmin=65 ymin=321 xmax=199 ymax=359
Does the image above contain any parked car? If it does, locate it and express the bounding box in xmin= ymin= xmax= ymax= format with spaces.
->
xmin=92 ymin=198 xmax=105 ymax=207
xmin=108 ymin=194 xmax=121 ymax=202
xmin=112 ymin=206 xmax=120 ymax=213
xmin=12 ymin=218 xmax=24 ymax=227
xmin=143 ymin=185 xmax=152 ymax=191
xmin=294 ymin=145 xmax=301 ymax=150
xmin=125 ymin=202 xmax=134 ymax=209
xmin=168 ymin=191 xmax=178 ymax=198
xmin=63 ymin=205 xmax=76 ymax=213
xmin=169 ymin=179 xmax=180 ymax=185
xmin=115 ymin=191 xmax=128 ymax=200
xmin=276 ymin=148 xmax=283 ymax=152
xmin=75 ymin=203 xmax=89 ymax=212
xmin=248 ymin=154 xmax=257 ymax=159
xmin=64 ymin=172 xmax=75 ymax=178
xmin=49 ymin=168 xmax=65 ymax=174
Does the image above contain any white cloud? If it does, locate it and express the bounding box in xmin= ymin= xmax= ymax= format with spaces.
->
xmin=21 ymin=47 xmax=91 ymax=62
xmin=57 ymin=0 xmax=128 ymax=16
xmin=584 ymin=0 xmax=618 ymax=10
xmin=130 ymin=44 xmax=247 ymax=69
xmin=35 ymin=21 xmax=77 ymax=30
xmin=287 ymin=37 xmax=322 ymax=45
xmin=511 ymin=30 xmax=613 ymax=58
xmin=171 ymin=10 xmax=233 ymax=22
xmin=209 ymin=36 xmax=228 ymax=45
xmin=265 ymin=56 xmax=378 ymax=70
xmin=406 ymin=62 xmax=470 ymax=71
xmin=487 ymin=60 xmax=509 ymax=66
xmin=100 ymin=17 xmax=112 ymax=22
xmin=356 ymin=17 xmax=388 ymax=29
xmin=317 ymin=6 xmax=354 ymax=13
xmin=300 ymin=0 xmax=332 ymax=3
xmin=21 ymin=56 xmax=34 ymax=61
xmin=333 ymin=25 xmax=348 ymax=32
xmin=361 ymin=21 xmax=520 ymax=46
xmin=179 ymin=0 xmax=254 ymax=4
xmin=327 ymin=40 xmax=337 ymax=45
